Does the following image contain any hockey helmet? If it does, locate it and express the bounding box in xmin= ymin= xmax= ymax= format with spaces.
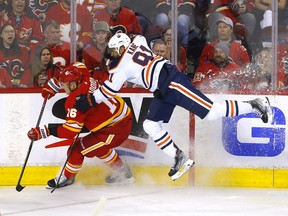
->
xmin=59 ymin=62 xmax=84 ymax=85
xmin=108 ymin=33 xmax=131 ymax=55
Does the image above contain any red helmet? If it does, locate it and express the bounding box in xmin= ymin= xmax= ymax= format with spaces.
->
xmin=58 ymin=62 xmax=85 ymax=84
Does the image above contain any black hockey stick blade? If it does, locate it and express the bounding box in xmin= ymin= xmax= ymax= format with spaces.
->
xmin=51 ymin=186 xmax=56 ymax=193
xmin=16 ymin=184 xmax=25 ymax=192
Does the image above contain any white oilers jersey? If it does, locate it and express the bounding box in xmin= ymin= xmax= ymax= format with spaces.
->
xmin=93 ymin=35 xmax=169 ymax=103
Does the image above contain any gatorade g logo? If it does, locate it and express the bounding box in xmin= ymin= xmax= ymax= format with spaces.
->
xmin=222 ymin=107 xmax=285 ymax=157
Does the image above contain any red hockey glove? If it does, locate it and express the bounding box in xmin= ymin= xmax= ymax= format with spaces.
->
xmin=41 ymin=77 xmax=62 ymax=99
xmin=27 ymin=126 xmax=50 ymax=141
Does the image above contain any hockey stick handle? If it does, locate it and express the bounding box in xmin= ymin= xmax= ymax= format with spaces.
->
xmin=51 ymin=132 xmax=81 ymax=193
xmin=16 ymin=97 xmax=48 ymax=192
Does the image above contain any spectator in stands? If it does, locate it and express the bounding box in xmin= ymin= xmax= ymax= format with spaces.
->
xmin=82 ymin=21 xmax=111 ymax=73
xmin=199 ymin=16 xmax=251 ymax=68
xmin=121 ymin=0 xmax=156 ymax=35
xmin=1 ymin=0 xmax=43 ymax=47
xmin=45 ymin=0 xmax=93 ymax=50
xmin=154 ymin=0 xmax=199 ymax=48
xmin=254 ymin=0 xmax=287 ymax=28
xmin=206 ymin=0 xmax=256 ymax=44
xmin=31 ymin=46 xmax=62 ymax=88
xmin=0 ymin=0 xmax=7 ymax=12
xmin=81 ymin=0 xmax=107 ymax=15
xmin=0 ymin=23 xmax=32 ymax=88
xmin=151 ymin=38 xmax=167 ymax=57
xmin=162 ymin=27 xmax=187 ymax=73
xmin=278 ymin=28 xmax=288 ymax=90
xmin=93 ymin=0 xmax=142 ymax=36
xmin=193 ymin=41 xmax=241 ymax=90
xmin=36 ymin=20 xmax=70 ymax=69
xmin=244 ymin=47 xmax=273 ymax=90
xmin=254 ymin=0 xmax=287 ymax=45
xmin=26 ymin=0 xmax=59 ymax=22
xmin=0 ymin=0 xmax=8 ymax=27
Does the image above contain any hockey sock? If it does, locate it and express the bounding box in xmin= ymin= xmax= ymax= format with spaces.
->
xmin=64 ymin=162 xmax=82 ymax=179
xmin=64 ymin=144 xmax=84 ymax=179
xmin=153 ymin=130 xmax=177 ymax=158
xmin=99 ymin=149 xmax=123 ymax=168
xmin=204 ymin=100 xmax=253 ymax=120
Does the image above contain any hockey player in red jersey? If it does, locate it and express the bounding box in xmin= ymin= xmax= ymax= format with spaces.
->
xmin=27 ymin=62 xmax=135 ymax=188
xmin=74 ymin=33 xmax=273 ymax=181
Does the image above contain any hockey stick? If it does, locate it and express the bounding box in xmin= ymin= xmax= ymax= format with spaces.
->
xmin=16 ymin=97 xmax=48 ymax=192
xmin=51 ymin=132 xmax=81 ymax=193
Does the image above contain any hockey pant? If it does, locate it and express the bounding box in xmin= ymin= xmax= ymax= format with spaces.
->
xmin=63 ymin=115 xmax=132 ymax=179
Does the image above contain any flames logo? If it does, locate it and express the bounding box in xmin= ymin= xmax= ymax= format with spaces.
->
xmin=17 ymin=28 xmax=32 ymax=42
xmin=29 ymin=0 xmax=59 ymax=19
xmin=1 ymin=60 xmax=24 ymax=79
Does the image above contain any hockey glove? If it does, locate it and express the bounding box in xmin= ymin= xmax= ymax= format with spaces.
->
xmin=27 ymin=125 xmax=50 ymax=141
xmin=41 ymin=77 xmax=62 ymax=99
xmin=74 ymin=93 xmax=97 ymax=113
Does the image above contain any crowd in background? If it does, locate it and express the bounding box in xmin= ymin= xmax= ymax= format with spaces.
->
xmin=0 ymin=0 xmax=288 ymax=91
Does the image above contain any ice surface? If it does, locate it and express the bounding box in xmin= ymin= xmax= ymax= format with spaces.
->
xmin=1 ymin=184 xmax=288 ymax=216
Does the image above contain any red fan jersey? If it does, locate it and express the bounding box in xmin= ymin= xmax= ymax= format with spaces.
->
xmin=81 ymin=0 xmax=106 ymax=14
xmin=207 ymin=0 xmax=255 ymax=22
xmin=199 ymin=40 xmax=251 ymax=67
xmin=0 ymin=45 xmax=32 ymax=87
xmin=81 ymin=44 xmax=103 ymax=71
xmin=45 ymin=1 xmax=93 ymax=45
xmin=48 ymin=42 xmax=71 ymax=69
xmin=2 ymin=14 xmax=43 ymax=46
xmin=193 ymin=60 xmax=241 ymax=90
xmin=31 ymin=41 xmax=71 ymax=69
xmin=93 ymin=7 xmax=142 ymax=35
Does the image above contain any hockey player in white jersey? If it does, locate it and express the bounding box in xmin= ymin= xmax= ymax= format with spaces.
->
xmin=75 ymin=33 xmax=273 ymax=181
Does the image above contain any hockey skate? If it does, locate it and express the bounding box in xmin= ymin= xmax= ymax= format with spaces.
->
xmin=168 ymin=149 xmax=195 ymax=181
xmin=46 ymin=174 xmax=75 ymax=189
xmin=105 ymin=164 xmax=135 ymax=186
xmin=246 ymin=97 xmax=273 ymax=124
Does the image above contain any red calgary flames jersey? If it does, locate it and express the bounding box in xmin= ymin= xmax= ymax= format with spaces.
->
xmin=56 ymin=93 xmax=131 ymax=139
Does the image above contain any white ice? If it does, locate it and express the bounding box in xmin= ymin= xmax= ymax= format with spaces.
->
xmin=1 ymin=184 xmax=288 ymax=216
